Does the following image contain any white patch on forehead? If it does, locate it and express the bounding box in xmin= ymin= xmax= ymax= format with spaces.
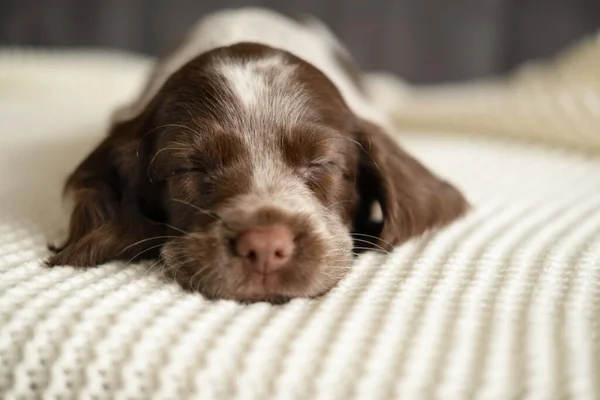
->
xmin=218 ymin=54 xmax=288 ymax=106
xmin=216 ymin=54 xmax=308 ymax=124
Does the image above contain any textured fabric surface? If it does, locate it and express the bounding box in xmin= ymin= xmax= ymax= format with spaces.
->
xmin=1 ymin=38 xmax=600 ymax=400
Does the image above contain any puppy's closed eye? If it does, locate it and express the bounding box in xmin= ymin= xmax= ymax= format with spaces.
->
xmin=299 ymin=158 xmax=339 ymax=177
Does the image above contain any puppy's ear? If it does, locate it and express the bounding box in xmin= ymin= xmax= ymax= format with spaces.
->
xmin=47 ymin=115 xmax=165 ymax=267
xmin=353 ymin=119 xmax=468 ymax=247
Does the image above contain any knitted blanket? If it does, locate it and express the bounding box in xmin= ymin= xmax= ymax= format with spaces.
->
xmin=1 ymin=33 xmax=599 ymax=400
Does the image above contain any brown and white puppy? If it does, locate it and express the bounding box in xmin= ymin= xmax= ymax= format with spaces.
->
xmin=47 ymin=8 xmax=468 ymax=302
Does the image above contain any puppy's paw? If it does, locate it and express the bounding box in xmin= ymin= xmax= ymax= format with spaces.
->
xmin=44 ymin=234 xmax=110 ymax=268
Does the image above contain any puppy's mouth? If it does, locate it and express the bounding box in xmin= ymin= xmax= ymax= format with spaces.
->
xmin=159 ymin=204 xmax=354 ymax=302
xmin=161 ymin=232 xmax=350 ymax=303
xmin=228 ymin=274 xmax=337 ymax=304
xmin=237 ymin=295 xmax=292 ymax=305
xmin=234 ymin=269 xmax=302 ymax=302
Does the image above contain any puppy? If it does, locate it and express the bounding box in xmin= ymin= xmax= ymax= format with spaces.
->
xmin=47 ymin=8 xmax=468 ymax=302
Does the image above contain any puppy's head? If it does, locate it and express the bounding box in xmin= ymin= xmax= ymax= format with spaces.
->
xmin=48 ymin=43 xmax=467 ymax=302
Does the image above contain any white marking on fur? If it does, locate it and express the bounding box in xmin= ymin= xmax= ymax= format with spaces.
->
xmin=217 ymin=55 xmax=309 ymax=127
xmin=219 ymin=55 xmax=288 ymax=107
xmin=221 ymin=64 xmax=260 ymax=106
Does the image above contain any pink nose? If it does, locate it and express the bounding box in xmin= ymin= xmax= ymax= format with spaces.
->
xmin=235 ymin=225 xmax=294 ymax=273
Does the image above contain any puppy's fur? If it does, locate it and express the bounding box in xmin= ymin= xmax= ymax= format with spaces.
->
xmin=47 ymin=8 xmax=468 ymax=302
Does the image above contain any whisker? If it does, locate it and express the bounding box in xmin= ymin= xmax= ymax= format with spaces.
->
xmin=147 ymin=145 xmax=190 ymax=182
xmin=149 ymin=123 xmax=203 ymax=137
xmin=189 ymin=263 xmax=212 ymax=291
xmin=153 ymin=221 xmax=191 ymax=235
xmin=161 ymin=259 xmax=182 ymax=279
xmin=195 ymin=265 xmax=220 ymax=293
xmin=124 ymin=243 xmax=166 ymax=267
xmin=352 ymin=246 xmax=390 ymax=255
xmin=135 ymin=258 xmax=167 ymax=286
xmin=163 ymin=249 xmax=200 ymax=282
xmin=119 ymin=235 xmax=181 ymax=255
xmin=350 ymin=233 xmax=395 ymax=251
xmin=351 ymin=238 xmax=390 ymax=254
xmin=156 ymin=251 xmax=185 ymax=283
xmin=169 ymin=260 xmax=189 ymax=282
xmin=172 ymin=198 xmax=221 ymax=221
xmin=137 ymin=123 xmax=203 ymax=157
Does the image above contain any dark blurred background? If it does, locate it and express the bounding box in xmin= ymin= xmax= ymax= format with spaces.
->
xmin=1 ymin=0 xmax=599 ymax=83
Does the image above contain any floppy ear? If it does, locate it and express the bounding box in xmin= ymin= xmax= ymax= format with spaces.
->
xmin=47 ymin=116 xmax=166 ymax=267
xmin=353 ymin=119 xmax=468 ymax=247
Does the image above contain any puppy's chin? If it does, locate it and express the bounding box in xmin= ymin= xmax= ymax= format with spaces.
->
xmin=159 ymin=227 xmax=353 ymax=303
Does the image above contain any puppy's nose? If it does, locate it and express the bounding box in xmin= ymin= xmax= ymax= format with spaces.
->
xmin=235 ymin=225 xmax=294 ymax=273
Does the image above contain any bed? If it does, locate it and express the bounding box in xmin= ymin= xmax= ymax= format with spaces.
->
xmin=1 ymin=32 xmax=599 ymax=399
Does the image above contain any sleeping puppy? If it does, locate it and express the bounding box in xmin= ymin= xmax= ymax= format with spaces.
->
xmin=47 ymin=8 xmax=468 ymax=302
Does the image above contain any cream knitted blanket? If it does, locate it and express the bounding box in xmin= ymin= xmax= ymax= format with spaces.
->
xmin=1 ymin=33 xmax=599 ymax=400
